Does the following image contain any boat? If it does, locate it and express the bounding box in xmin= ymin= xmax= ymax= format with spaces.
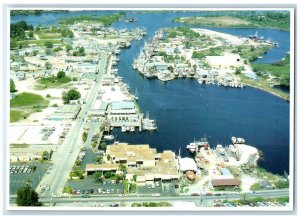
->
xmin=231 ymin=136 xmax=245 ymax=144
xmin=103 ymin=135 xmax=114 ymax=141
xmin=130 ymin=126 xmax=135 ymax=132
xmin=186 ymin=137 xmax=210 ymax=153
xmin=126 ymin=126 xmax=130 ymax=132
xmin=231 ymin=136 xmax=237 ymax=144
xmin=134 ymin=88 xmax=139 ymax=100
xmin=142 ymin=112 xmax=157 ymax=131
xmin=121 ymin=126 xmax=126 ymax=132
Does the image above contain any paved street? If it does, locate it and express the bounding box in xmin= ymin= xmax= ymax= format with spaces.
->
xmin=36 ymin=54 xmax=110 ymax=197
xmin=34 ymin=189 xmax=289 ymax=207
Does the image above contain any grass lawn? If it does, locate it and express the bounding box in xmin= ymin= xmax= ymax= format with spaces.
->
xmin=37 ymin=76 xmax=72 ymax=88
xmin=38 ymin=32 xmax=62 ymax=39
xmin=21 ymin=39 xmax=62 ymax=46
xmin=10 ymin=92 xmax=49 ymax=123
xmin=10 ymin=110 xmax=30 ymax=123
xmin=10 ymin=92 xmax=49 ymax=108
xmin=240 ymin=75 xmax=289 ymax=100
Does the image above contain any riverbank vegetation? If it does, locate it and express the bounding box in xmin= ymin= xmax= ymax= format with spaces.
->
xmin=173 ymin=11 xmax=290 ymax=31
xmin=252 ymin=55 xmax=290 ymax=87
xmin=11 ymin=10 xmax=67 ymax=16
xmin=58 ymin=13 xmax=125 ymax=26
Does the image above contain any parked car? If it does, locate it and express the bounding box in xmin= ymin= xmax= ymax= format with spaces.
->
xmin=206 ymin=192 xmax=213 ymax=196
xmin=191 ymin=193 xmax=200 ymax=196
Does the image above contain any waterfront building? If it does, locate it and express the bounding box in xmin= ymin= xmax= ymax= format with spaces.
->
xmin=85 ymin=143 xmax=180 ymax=185
xmin=205 ymin=53 xmax=242 ymax=70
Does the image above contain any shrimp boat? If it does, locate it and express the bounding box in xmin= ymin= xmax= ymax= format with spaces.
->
xmin=186 ymin=137 xmax=210 ymax=153
xmin=142 ymin=112 xmax=157 ymax=131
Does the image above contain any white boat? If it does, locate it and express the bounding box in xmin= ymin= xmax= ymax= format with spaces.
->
xmin=231 ymin=136 xmax=237 ymax=144
xmin=142 ymin=112 xmax=157 ymax=131
xmin=103 ymin=135 xmax=114 ymax=140
xmin=130 ymin=126 xmax=135 ymax=132
xmin=231 ymin=136 xmax=245 ymax=144
xmin=121 ymin=126 xmax=126 ymax=132
xmin=186 ymin=137 xmax=210 ymax=153
xmin=236 ymin=138 xmax=245 ymax=144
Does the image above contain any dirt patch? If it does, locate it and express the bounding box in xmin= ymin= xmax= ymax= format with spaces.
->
xmin=181 ymin=16 xmax=251 ymax=27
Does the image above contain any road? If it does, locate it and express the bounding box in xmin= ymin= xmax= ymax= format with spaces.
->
xmin=34 ymin=189 xmax=289 ymax=207
xmin=36 ymin=54 xmax=110 ymax=197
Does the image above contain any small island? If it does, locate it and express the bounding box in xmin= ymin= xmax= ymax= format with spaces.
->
xmin=133 ymin=26 xmax=289 ymax=100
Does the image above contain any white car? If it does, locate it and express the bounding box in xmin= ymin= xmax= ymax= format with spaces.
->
xmin=151 ymin=193 xmax=161 ymax=197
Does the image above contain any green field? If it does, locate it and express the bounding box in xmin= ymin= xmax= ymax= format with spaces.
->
xmin=37 ymin=76 xmax=72 ymax=88
xmin=10 ymin=92 xmax=49 ymax=122
xmin=173 ymin=12 xmax=290 ymax=31
xmin=38 ymin=32 xmax=62 ymax=39
xmin=21 ymin=39 xmax=62 ymax=46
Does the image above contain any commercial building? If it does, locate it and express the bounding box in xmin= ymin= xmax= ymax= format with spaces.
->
xmin=206 ymin=53 xmax=242 ymax=70
xmin=85 ymin=142 xmax=180 ymax=185
xmin=51 ymin=104 xmax=81 ymax=120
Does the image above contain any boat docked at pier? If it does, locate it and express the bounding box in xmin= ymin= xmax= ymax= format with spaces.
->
xmin=142 ymin=112 xmax=157 ymax=131
xmin=231 ymin=136 xmax=245 ymax=144
xmin=186 ymin=137 xmax=210 ymax=153
xmin=103 ymin=135 xmax=114 ymax=141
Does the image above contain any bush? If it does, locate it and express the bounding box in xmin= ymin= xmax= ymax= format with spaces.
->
xmin=44 ymin=41 xmax=53 ymax=48
xmin=57 ymin=71 xmax=66 ymax=79
xmin=10 ymin=79 xmax=16 ymax=92
xmin=62 ymin=89 xmax=81 ymax=104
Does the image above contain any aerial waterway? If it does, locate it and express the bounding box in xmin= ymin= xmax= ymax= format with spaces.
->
xmin=11 ymin=10 xmax=290 ymax=175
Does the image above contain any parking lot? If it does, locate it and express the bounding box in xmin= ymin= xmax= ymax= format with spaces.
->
xmin=10 ymin=162 xmax=51 ymax=194
xmin=66 ymin=176 xmax=125 ymax=196
xmin=137 ymin=181 xmax=178 ymax=196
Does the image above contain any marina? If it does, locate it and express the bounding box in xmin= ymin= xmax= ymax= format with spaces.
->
xmin=10 ymin=10 xmax=290 ymax=176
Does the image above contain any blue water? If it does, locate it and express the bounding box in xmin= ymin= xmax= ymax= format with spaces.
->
xmin=11 ymin=10 xmax=291 ymax=175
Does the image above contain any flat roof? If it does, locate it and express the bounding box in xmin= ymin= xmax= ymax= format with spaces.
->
xmin=111 ymin=101 xmax=135 ymax=110
xmin=211 ymin=178 xmax=239 ymax=187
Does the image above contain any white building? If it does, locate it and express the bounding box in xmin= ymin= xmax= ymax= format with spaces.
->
xmin=206 ymin=53 xmax=242 ymax=70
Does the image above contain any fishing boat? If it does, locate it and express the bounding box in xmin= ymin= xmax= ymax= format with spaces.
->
xmin=103 ymin=135 xmax=114 ymax=140
xmin=186 ymin=137 xmax=210 ymax=153
xmin=231 ymin=136 xmax=245 ymax=144
xmin=142 ymin=112 xmax=157 ymax=131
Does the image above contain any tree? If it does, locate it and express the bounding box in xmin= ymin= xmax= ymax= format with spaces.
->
xmin=82 ymin=131 xmax=87 ymax=143
xmin=62 ymin=89 xmax=81 ymax=104
xmin=44 ymin=41 xmax=53 ymax=48
xmin=16 ymin=185 xmax=41 ymax=206
xmin=65 ymin=44 xmax=73 ymax=52
xmin=93 ymin=172 xmax=103 ymax=183
xmin=100 ymin=142 xmax=107 ymax=149
xmin=10 ymin=79 xmax=16 ymax=92
xmin=119 ymin=164 xmax=127 ymax=172
xmin=56 ymin=71 xmax=66 ymax=79
xmin=42 ymin=151 xmax=49 ymax=160
xmin=104 ymin=171 xmax=112 ymax=179
xmin=235 ymin=68 xmax=242 ymax=75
